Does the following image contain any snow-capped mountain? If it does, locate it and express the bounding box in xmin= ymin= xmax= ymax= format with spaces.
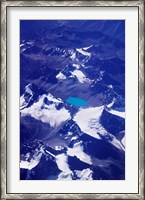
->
xmin=20 ymin=20 xmax=125 ymax=180
xmin=20 ymin=84 xmax=125 ymax=180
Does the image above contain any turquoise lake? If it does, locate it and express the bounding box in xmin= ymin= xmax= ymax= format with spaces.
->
xmin=66 ymin=97 xmax=88 ymax=107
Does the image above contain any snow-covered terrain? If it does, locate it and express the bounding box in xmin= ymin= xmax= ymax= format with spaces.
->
xmin=21 ymin=93 xmax=71 ymax=127
xmin=74 ymin=106 xmax=105 ymax=139
xmin=20 ymin=20 xmax=125 ymax=180
xmin=67 ymin=142 xmax=92 ymax=165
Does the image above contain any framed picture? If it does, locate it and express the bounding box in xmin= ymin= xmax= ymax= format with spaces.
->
xmin=1 ymin=0 xmax=144 ymax=199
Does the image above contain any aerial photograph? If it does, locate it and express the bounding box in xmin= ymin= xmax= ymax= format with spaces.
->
xmin=20 ymin=20 xmax=125 ymax=180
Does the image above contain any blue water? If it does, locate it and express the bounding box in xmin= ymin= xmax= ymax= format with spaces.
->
xmin=66 ymin=97 xmax=88 ymax=107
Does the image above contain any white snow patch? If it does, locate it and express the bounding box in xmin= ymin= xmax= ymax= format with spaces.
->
xmin=45 ymin=151 xmax=73 ymax=180
xmin=47 ymin=93 xmax=62 ymax=103
xmin=106 ymin=98 xmax=125 ymax=118
xmin=40 ymin=146 xmax=45 ymax=154
xmin=96 ymin=70 xmax=105 ymax=81
xmin=55 ymin=153 xmax=71 ymax=173
xmin=20 ymin=95 xmax=28 ymax=109
xmin=25 ymin=84 xmax=33 ymax=95
xmin=57 ymin=172 xmax=73 ymax=180
xmin=21 ymin=94 xmax=70 ymax=127
xmin=107 ymin=98 xmax=115 ymax=108
xmin=67 ymin=142 xmax=92 ymax=165
xmin=27 ymin=41 xmax=34 ymax=45
xmin=75 ymin=168 xmax=93 ymax=180
xmin=76 ymin=48 xmax=91 ymax=57
xmin=108 ymin=109 xmax=125 ymax=119
xmin=74 ymin=106 xmax=105 ymax=139
xmin=20 ymin=44 xmax=25 ymax=47
xmin=107 ymin=84 xmax=113 ymax=89
xmin=56 ymin=72 xmax=66 ymax=80
xmin=71 ymin=136 xmax=78 ymax=141
xmin=72 ymin=64 xmax=81 ymax=69
xmin=20 ymin=152 xmax=42 ymax=170
xmin=20 ymin=95 xmax=25 ymax=106
xmin=21 ymin=48 xmax=28 ymax=53
xmin=20 ymin=84 xmax=34 ymax=109
xmin=71 ymin=70 xmax=86 ymax=83
xmin=70 ymin=52 xmax=76 ymax=60
xmin=68 ymin=49 xmax=74 ymax=54
xmin=71 ymin=70 xmax=92 ymax=83
xmin=68 ymin=132 xmax=73 ymax=136
xmin=45 ymin=150 xmax=56 ymax=158
xmin=110 ymin=137 xmax=125 ymax=151
xmin=83 ymin=45 xmax=93 ymax=50
xmin=121 ymin=136 xmax=125 ymax=147
xmin=54 ymin=146 xmax=63 ymax=151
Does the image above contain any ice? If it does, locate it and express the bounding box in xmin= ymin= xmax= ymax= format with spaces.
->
xmin=75 ymin=168 xmax=93 ymax=180
xmin=71 ymin=136 xmax=78 ymax=141
xmin=121 ymin=136 xmax=125 ymax=147
xmin=57 ymin=172 xmax=73 ymax=180
xmin=47 ymin=93 xmax=62 ymax=103
xmin=83 ymin=45 xmax=93 ymax=50
xmin=20 ymin=44 xmax=25 ymax=47
xmin=21 ymin=94 xmax=70 ymax=127
xmin=20 ymin=84 xmax=34 ymax=109
xmin=56 ymin=72 xmax=66 ymax=80
xmin=108 ymin=109 xmax=125 ymax=119
xmin=25 ymin=84 xmax=33 ymax=95
xmin=72 ymin=64 xmax=81 ymax=69
xmin=74 ymin=106 xmax=105 ymax=139
xmin=70 ymin=52 xmax=76 ymax=60
xmin=20 ymin=152 xmax=42 ymax=170
xmin=71 ymin=70 xmax=92 ymax=83
xmin=20 ymin=95 xmax=28 ymax=109
xmin=67 ymin=142 xmax=92 ymax=165
xmin=110 ymin=137 xmax=125 ymax=151
xmin=76 ymin=48 xmax=91 ymax=57
xmin=55 ymin=153 xmax=71 ymax=173
xmin=54 ymin=146 xmax=63 ymax=150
